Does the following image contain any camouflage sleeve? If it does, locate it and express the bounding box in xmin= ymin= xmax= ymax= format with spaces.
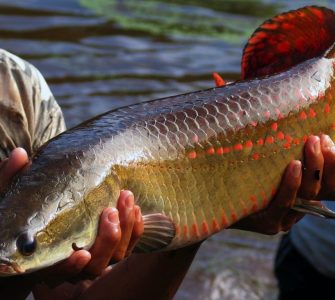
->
xmin=0 ymin=49 xmax=66 ymax=160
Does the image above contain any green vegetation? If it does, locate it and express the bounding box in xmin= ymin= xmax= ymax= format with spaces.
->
xmin=80 ymin=0 xmax=279 ymax=43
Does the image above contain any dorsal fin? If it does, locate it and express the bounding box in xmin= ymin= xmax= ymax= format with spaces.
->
xmin=241 ymin=6 xmax=335 ymax=79
xmin=212 ymin=72 xmax=226 ymax=87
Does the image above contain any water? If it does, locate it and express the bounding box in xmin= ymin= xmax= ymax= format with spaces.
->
xmin=0 ymin=0 xmax=334 ymax=299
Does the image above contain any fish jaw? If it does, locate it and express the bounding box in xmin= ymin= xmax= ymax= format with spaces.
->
xmin=0 ymin=258 xmax=24 ymax=276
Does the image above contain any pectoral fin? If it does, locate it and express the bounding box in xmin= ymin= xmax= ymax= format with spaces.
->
xmin=133 ymin=213 xmax=176 ymax=253
xmin=292 ymin=199 xmax=335 ymax=219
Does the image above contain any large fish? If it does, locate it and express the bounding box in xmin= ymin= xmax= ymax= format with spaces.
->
xmin=1 ymin=5 xmax=335 ymax=275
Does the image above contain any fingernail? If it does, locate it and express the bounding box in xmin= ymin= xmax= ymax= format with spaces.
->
xmin=135 ymin=207 xmax=142 ymax=222
xmin=292 ymin=163 xmax=301 ymax=178
xmin=74 ymin=252 xmax=90 ymax=269
xmin=331 ymin=146 xmax=335 ymax=154
xmin=125 ymin=194 xmax=134 ymax=209
xmin=322 ymin=135 xmax=334 ymax=150
xmin=108 ymin=209 xmax=119 ymax=225
xmin=313 ymin=138 xmax=320 ymax=154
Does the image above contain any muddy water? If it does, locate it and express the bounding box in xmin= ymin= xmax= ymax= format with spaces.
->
xmin=0 ymin=0 xmax=334 ymax=299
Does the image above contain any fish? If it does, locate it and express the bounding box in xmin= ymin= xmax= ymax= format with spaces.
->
xmin=1 ymin=5 xmax=335 ymax=276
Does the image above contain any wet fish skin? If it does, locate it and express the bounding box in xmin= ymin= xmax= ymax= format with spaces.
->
xmin=1 ymin=5 xmax=335 ymax=276
xmin=0 ymin=53 xmax=334 ymax=275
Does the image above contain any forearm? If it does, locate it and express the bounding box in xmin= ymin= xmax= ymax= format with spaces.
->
xmin=81 ymin=242 xmax=201 ymax=300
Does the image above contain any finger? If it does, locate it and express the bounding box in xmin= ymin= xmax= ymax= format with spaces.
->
xmin=299 ymin=136 xmax=324 ymax=199
xmin=35 ymin=250 xmax=91 ymax=287
xmin=281 ymin=210 xmax=305 ymax=232
xmin=269 ymin=160 xmax=302 ymax=210
xmin=0 ymin=148 xmax=29 ymax=192
xmin=126 ymin=205 xmax=144 ymax=255
xmin=84 ymin=208 xmax=121 ymax=276
xmin=266 ymin=160 xmax=302 ymax=232
xmin=319 ymin=135 xmax=335 ymax=199
xmin=33 ymin=282 xmax=76 ymax=300
xmin=70 ymin=280 xmax=93 ymax=299
xmin=52 ymin=250 xmax=91 ymax=277
xmin=85 ymin=208 xmax=121 ymax=275
xmin=112 ymin=191 xmax=136 ymax=261
xmin=5 ymin=148 xmax=29 ymax=178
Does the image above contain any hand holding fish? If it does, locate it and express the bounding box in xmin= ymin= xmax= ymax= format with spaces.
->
xmin=3 ymin=5 xmax=335 ymax=277
xmin=0 ymin=148 xmax=199 ymax=300
xmin=0 ymin=148 xmax=144 ymax=299
xmin=230 ymin=135 xmax=335 ymax=234
xmin=0 ymin=148 xmax=29 ymax=192
xmin=2 ymin=134 xmax=335 ymax=300
xmin=35 ymin=190 xmax=144 ymax=281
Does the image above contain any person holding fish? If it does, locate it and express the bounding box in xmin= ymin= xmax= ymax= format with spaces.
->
xmin=0 ymin=48 xmax=306 ymax=300
xmin=2 ymin=5 xmax=335 ymax=300
xmin=0 ymin=49 xmax=306 ymax=300
xmin=0 ymin=48 xmax=199 ymax=299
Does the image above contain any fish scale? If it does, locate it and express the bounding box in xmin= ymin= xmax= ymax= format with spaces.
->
xmin=1 ymin=5 xmax=335 ymax=275
xmin=117 ymin=57 xmax=335 ymax=247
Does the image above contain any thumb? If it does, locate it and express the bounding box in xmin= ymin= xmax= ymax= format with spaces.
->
xmin=0 ymin=148 xmax=29 ymax=192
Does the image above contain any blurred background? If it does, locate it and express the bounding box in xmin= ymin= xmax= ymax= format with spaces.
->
xmin=0 ymin=0 xmax=334 ymax=299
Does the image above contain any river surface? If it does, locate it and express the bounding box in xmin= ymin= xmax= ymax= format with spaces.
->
xmin=0 ymin=1 xmax=334 ymax=299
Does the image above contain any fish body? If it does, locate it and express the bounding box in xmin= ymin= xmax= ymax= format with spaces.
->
xmin=1 ymin=6 xmax=335 ymax=275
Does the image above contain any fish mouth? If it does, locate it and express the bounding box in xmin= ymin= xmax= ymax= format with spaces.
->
xmin=0 ymin=258 xmax=23 ymax=275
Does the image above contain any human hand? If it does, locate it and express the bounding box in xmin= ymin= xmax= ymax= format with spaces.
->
xmin=35 ymin=190 xmax=144 ymax=285
xmin=33 ymin=190 xmax=144 ymax=300
xmin=0 ymin=148 xmax=31 ymax=299
xmin=229 ymin=135 xmax=335 ymax=235
xmin=0 ymin=147 xmax=29 ymax=192
xmin=0 ymin=148 xmax=144 ymax=299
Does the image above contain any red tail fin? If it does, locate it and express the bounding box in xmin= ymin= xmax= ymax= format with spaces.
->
xmin=241 ymin=6 xmax=335 ymax=79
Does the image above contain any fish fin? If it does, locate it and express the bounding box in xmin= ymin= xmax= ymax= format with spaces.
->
xmin=241 ymin=6 xmax=335 ymax=79
xmin=292 ymin=199 xmax=335 ymax=219
xmin=212 ymin=72 xmax=226 ymax=87
xmin=133 ymin=213 xmax=176 ymax=253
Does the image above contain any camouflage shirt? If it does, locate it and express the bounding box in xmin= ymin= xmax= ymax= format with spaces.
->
xmin=0 ymin=49 xmax=66 ymax=160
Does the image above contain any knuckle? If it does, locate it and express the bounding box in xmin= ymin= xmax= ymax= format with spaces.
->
xmin=102 ymin=228 xmax=121 ymax=245
xmin=119 ymin=212 xmax=135 ymax=229
xmin=112 ymin=250 xmax=126 ymax=262
xmin=286 ymin=178 xmax=300 ymax=191
xmin=108 ymin=231 xmax=122 ymax=245
xmin=132 ymin=228 xmax=144 ymax=240
xmin=120 ymin=218 xmax=132 ymax=230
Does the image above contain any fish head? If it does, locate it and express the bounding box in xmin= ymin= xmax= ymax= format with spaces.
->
xmin=0 ymin=185 xmax=59 ymax=276
xmin=0 ymin=230 xmax=37 ymax=276
xmin=0 ymin=198 xmax=43 ymax=275
xmin=0 ymin=166 xmax=94 ymax=276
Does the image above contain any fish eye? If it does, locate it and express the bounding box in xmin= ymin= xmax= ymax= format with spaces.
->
xmin=16 ymin=232 xmax=36 ymax=256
